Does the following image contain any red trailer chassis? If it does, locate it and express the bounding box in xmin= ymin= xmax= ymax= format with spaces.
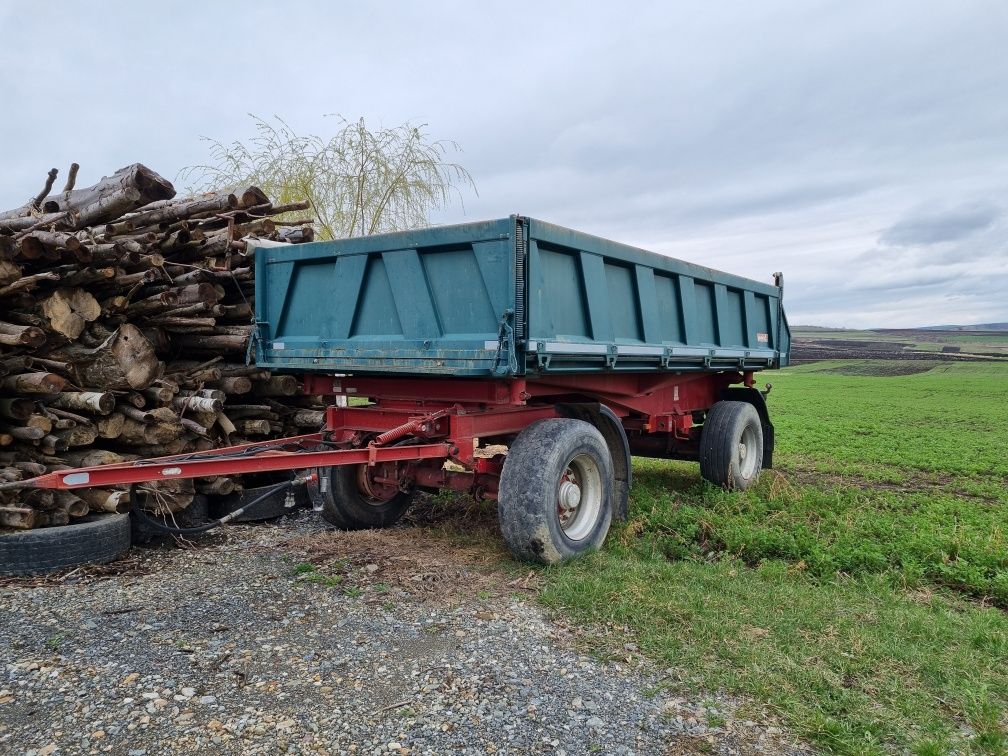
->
xmin=12 ymin=370 xmax=769 ymax=506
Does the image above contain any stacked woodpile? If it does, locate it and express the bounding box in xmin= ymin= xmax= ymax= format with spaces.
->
xmin=0 ymin=164 xmax=323 ymax=529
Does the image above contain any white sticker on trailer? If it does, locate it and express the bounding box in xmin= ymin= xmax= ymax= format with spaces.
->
xmin=161 ymin=467 xmax=182 ymax=476
xmin=62 ymin=472 xmax=90 ymax=486
xmin=272 ymin=342 xmax=286 ymax=350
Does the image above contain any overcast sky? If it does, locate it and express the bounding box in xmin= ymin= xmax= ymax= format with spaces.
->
xmin=1 ymin=1 xmax=1005 ymax=328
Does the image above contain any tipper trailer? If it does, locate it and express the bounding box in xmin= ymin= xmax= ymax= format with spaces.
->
xmin=14 ymin=216 xmax=791 ymax=563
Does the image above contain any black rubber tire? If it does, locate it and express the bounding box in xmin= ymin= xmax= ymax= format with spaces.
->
xmin=0 ymin=514 xmax=131 ymax=576
xmin=319 ymin=465 xmax=414 ymax=530
xmin=208 ymin=484 xmax=308 ymax=523
xmin=699 ymin=400 xmax=764 ymax=490
xmin=131 ymin=495 xmax=210 ymax=544
xmin=498 ymin=418 xmax=614 ymax=564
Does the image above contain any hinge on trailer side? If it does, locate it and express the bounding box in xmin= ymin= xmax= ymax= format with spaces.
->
xmin=606 ymin=345 xmax=618 ymax=368
xmin=491 ymin=309 xmax=518 ymax=377
xmin=536 ymin=343 xmax=552 ymax=370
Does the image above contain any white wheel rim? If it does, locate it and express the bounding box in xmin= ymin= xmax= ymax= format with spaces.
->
xmin=557 ymin=453 xmax=603 ymax=541
xmin=738 ymin=423 xmax=760 ymax=479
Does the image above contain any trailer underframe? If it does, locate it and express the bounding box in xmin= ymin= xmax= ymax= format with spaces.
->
xmin=14 ymin=370 xmax=762 ymax=503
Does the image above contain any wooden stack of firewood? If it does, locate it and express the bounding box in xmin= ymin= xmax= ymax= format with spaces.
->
xmin=0 ymin=164 xmax=323 ymax=529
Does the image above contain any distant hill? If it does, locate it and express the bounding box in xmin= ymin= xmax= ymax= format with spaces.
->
xmin=794 ymin=323 xmax=1008 ymax=332
xmin=918 ymin=323 xmax=1008 ymax=332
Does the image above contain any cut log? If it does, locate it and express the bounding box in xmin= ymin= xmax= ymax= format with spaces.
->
xmin=46 ymin=406 xmax=89 ymax=424
xmin=276 ymin=226 xmax=315 ymax=244
xmin=119 ymin=406 xmax=154 ymax=424
xmin=0 ymin=506 xmax=41 ymax=529
xmin=40 ymin=288 xmax=102 ymax=339
xmin=196 ymin=477 xmax=235 ymax=496
xmin=62 ymin=448 xmax=125 ymax=467
xmin=170 ymin=333 xmax=249 ymax=352
xmin=137 ymin=478 xmax=194 ymax=513
xmin=0 ymin=321 xmax=46 ymax=348
xmin=54 ymin=423 xmax=97 ymax=447
xmin=0 ymin=271 xmax=60 ymax=297
xmin=1 ymin=372 xmax=67 ymax=394
xmin=118 ymin=407 xmax=182 ymax=445
xmin=107 ymin=192 xmax=237 ymax=235
xmin=237 ymin=186 xmax=270 ymax=209
xmin=0 ymin=398 xmax=35 ymax=422
xmin=18 ymin=230 xmax=84 ymax=259
xmin=252 ymin=375 xmax=299 ymax=396
xmin=172 ymin=395 xmax=222 ymax=413
xmin=30 ymin=357 xmax=72 ymax=376
xmin=26 ymin=414 xmax=53 ymax=434
xmin=96 ymin=413 xmax=125 ymax=439
xmin=181 ymin=418 xmax=208 ymax=436
xmin=141 ymin=385 xmax=175 ymax=405
xmin=54 ymin=490 xmax=89 ymax=517
xmin=39 ymin=434 xmax=68 ymax=454
xmin=0 ymin=259 xmax=22 ymax=286
xmin=291 ymin=409 xmax=325 ymax=427
xmin=60 ymin=266 xmax=116 ymax=288
xmin=216 ymin=412 xmax=236 ymax=436
xmin=7 ymin=164 xmax=176 ymax=225
xmin=75 ymin=488 xmax=131 ymax=514
xmin=206 ymin=376 xmax=252 ymax=394
xmin=238 ymin=420 xmax=271 ymax=435
xmin=51 ymin=391 xmax=116 ymax=415
xmin=58 ymin=324 xmax=160 ymax=390
xmin=126 ymin=439 xmax=184 ymax=457
xmin=1 ymin=426 xmax=45 ymax=442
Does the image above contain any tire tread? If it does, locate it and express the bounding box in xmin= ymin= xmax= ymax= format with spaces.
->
xmin=1 ymin=514 xmax=131 ymax=576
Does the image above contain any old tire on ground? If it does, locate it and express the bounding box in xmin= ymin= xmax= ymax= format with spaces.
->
xmin=319 ymin=465 xmax=415 ymax=530
xmin=699 ymin=400 xmax=764 ymax=490
xmin=0 ymin=514 xmax=131 ymax=576
xmin=498 ymin=418 xmax=614 ymax=564
xmin=208 ymin=484 xmax=309 ymax=523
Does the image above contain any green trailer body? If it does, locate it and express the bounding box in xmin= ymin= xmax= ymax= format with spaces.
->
xmin=253 ymin=216 xmax=790 ymax=377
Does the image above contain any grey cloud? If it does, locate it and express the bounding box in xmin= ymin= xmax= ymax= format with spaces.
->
xmin=879 ymin=202 xmax=1000 ymax=246
xmin=1 ymin=0 xmax=1007 ymax=328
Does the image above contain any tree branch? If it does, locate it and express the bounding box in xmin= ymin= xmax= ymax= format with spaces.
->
xmin=32 ymin=169 xmax=59 ymax=211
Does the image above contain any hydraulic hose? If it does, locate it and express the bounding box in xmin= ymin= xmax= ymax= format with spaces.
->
xmin=129 ymin=475 xmax=311 ymax=535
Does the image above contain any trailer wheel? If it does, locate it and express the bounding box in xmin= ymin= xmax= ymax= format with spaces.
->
xmin=209 ymin=483 xmax=309 ymax=523
xmin=131 ymin=495 xmax=210 ymax=545
xmin=319 ymin=464 xmax=415 ymax=530
xmin=498 ymin=419 xmax=614 ymax=564
xmin=699 ymin=401 xmax=763 ymax=490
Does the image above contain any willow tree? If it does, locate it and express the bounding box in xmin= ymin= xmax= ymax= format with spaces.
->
xmin=182 ymin=115 xmax=474 ymax=240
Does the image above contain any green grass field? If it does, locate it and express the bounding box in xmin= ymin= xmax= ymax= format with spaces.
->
xmin=540 ymin=361 xmax=1008 ymax=754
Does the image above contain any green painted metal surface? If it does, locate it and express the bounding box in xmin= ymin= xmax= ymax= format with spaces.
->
xmin=253 ymin=216 xmax=791 ymax=376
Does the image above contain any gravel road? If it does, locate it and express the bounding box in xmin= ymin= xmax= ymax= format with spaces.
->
xmin=1 ymin=510 xmax=809 ymax=755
